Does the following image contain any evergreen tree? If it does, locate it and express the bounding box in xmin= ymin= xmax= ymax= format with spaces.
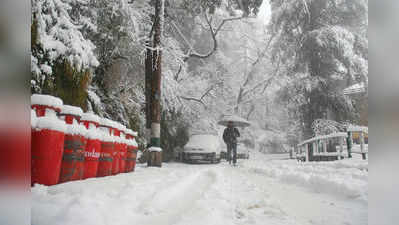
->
xmin=269 ymin=0 xmax=368 ymax=138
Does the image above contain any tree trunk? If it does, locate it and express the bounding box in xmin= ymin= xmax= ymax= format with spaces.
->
xmin=147 ymin=0 xmax=164 ymax=167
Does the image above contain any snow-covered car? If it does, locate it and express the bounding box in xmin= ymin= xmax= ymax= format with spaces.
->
xmin=182 ymin=134 xmax=221 ymax=163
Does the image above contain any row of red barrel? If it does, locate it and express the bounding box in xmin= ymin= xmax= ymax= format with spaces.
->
xmin=31 ymin=94 xmax=139 ymax=186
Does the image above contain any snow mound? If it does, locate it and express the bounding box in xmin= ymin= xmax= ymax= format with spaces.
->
xmin=347 ymin=125 xmax=368 ymax=133
xmin=80 ymin=112 xmax=100 ymax=124
xmin=60 ymin=105 xmax=83 ymax=117
xmin=245 ymin=157 xmax=368 ymax=202
xmin=64 ymin=121 xmax=87 ymax=136
xmin=31 ymin=94 xmax=63 ymax=108
xmin=31 ymin=110 xmax=37 ymax=128
xmin=112 ymin=122 xmax=125 ymax=131
xmin=99 ymin=118 xmax=115 ymax=128
xmin=85 ymin=126 xmax=102 ymax=140
xmin=98 ymin=126 xmax=115 ymax=143
xmin=34 ymin=116 xmax=67 ymax=133
xmin=149 ymin=147 xmax=162 ymax=152
xmin=125 ymin=129 xmax=138 ymax=137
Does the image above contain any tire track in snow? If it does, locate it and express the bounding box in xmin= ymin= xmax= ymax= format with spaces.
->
xmin=136 ymin=169 xmax=217 ymax=225
xmin=226 ymin=164 xmax=298 ymax=225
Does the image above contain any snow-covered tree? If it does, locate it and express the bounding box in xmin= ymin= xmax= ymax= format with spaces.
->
xmin=269 ymin=0 xmax=368 ymax=138
xmin=31 ymin=0 xmax=100 ymax=109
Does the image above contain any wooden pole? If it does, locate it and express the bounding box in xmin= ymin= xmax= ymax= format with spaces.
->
xmin=148 ymin=0 xmax=164 ymax=167
xmin=145 ymin=41 xmax=153 ymax=130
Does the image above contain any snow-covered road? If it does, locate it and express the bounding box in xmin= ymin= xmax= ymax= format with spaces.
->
xmin=32 ymin=153 xmax=367 ymax=225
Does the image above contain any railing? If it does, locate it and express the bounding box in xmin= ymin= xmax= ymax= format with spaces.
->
xmin=295 ymin=125 xmax=368 ymax=162
xmin=296 ymin=132 xmax=347 ymax=162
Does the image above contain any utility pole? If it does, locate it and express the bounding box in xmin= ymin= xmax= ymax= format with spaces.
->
xmin=147 ymin=0 xmax=164 ymax=167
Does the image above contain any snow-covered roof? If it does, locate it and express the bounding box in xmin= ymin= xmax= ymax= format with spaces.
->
xmin=298 ymin=132 xmax=347 ymax=146
xmin=347 ymin=125 xmax=368 ymax=133
xmin=343 ymin=82 xmax=366 ymax=95
xmin=31 ymin=94 xmax=63 ymax=108
xmin=60 ymin=105 xmax=83 ymax=117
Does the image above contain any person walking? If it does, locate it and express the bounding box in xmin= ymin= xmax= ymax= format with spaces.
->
xmin=222 ymin=121 xmax=240 ymax=165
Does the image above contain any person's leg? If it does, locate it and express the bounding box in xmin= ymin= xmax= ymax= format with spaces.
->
xmin=226 ymin=144 xmax=231 ymax=163
xmin=233 ymin=142 xmax=237 ymax=165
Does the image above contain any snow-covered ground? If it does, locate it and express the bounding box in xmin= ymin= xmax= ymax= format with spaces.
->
xmin=32 ymin=152 xmax=367 ymax=225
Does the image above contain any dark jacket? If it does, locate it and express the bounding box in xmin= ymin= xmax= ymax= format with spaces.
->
xmin=223 ymin=127 xmax=240 ymax=144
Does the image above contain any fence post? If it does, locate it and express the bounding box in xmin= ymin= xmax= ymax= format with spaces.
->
xmin=360 ymin=131 xmax=366 ymax=160
xmin=339 ymin=137 xmax=344 ymax=160
xmin=346 ymin=131 xmax=352 ymax=158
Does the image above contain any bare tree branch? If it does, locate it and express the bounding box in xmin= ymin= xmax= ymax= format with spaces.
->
xmin=180 ymin=13 xmax=249 ymax=61
xmin=179 ymin=96 xmax=206 ymax=107
xmin=236 ymin=33 xmax=278 ymax=105
xmin=178 ymin=81 xmax=220 ymax=108
xmin=246 ymin=104 xmax=255 ymax=120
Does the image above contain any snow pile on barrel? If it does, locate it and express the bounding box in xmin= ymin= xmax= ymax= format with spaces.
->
xmin=31 ymin=94 xmax=63 ymax=109
xmin=34 ymin=117 xmax=67 ymax=133
xmin=81 ymin=113 xmax=102 ymax=140
xmin=98 ymin=119 xmax=116 ymax=143
xmin=60 ymin=105 xmax=83 ymax=117
xmin=125 ymin=129 xmax=138 ymax=137
xmin=81 ymin=112 xmax=100 ymax=124
xmin=31 ymin=110 xmax=37 ymax=128
xmin=60 ymin=105 xmax=87 ymax=136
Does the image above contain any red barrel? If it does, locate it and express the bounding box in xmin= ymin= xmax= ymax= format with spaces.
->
xmin=111 ymin=123 xmax=121 ymax=175
xmin=125 ymin=129 xmax=138 ymax=172
xmin=80 ymin=113 xmax=101 ymax=179
xmin=97 ymin=118 xmax=114 ymax=177
xmin=31 ymin=94 xmax=66 ymax=186
xmin=58 ymin=105 xmax=87 ymax=183
xmin=119 ymin=125 xmax=128 ymax=173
